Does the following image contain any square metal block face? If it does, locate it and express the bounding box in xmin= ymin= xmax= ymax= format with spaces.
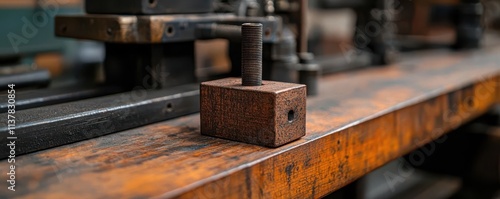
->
xmin=201 ymin=78 xmax=306 ymax=147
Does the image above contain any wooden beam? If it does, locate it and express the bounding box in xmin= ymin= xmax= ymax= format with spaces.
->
xmin=2 ymin=48 xmax=500 ymax=198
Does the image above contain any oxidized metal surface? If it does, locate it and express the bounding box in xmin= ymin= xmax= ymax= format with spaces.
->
xmin=55 ymin=14 xmax=281 ymax=43
xmin=201 ymin=78 xmax=307 ymax=147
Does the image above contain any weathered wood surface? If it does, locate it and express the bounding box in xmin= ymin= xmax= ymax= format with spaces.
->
xmin=2 ymin=48 xmax=500 ymax=198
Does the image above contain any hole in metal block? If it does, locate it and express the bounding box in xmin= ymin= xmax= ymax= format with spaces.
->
xmin=288 ymin=110 xmax=295 ymax=123
xmin=165 ymin=103 xmax=174 ymax=113
xmin=60 ymin=25 xmax=67 ymax=33
xmin=166 ymin=26 xmax=175 ymax=37
xmin=265 ymin=28 xmax=271 ymax=37
xmin=466 ymin=97 xmax=474 ymax=109
xmin=148 ymin=0 xmax=157 ymax=7
xmin=106 ymin=28 xmax=113 ymax=36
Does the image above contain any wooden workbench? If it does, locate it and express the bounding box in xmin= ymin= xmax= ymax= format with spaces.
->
xmin=2 ymin=47 xmax=500 ymax=198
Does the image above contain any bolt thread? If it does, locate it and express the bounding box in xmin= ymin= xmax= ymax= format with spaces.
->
xmin=241 ymin=23 xmax=262 ymax=86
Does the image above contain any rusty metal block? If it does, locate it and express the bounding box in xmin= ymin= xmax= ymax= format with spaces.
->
xmin=201 ymin=77 xmax=306 ymax=147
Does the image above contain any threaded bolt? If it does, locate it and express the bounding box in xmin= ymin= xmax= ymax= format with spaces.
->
xmin=241 ymin=23 xmax=263 ymax=86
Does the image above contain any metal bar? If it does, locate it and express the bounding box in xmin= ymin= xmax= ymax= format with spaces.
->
xmin=297 ymin=0 xmax=308 ymax=53
xmin=0 ymin=69 xmax=50 ymax=89
xmin=55 ymin=14 xmax=281 ymax=43
xmin=0 ymin=86 xmax=126 ymax=112
xmin=0 ymin=84 xmax=199 ymax=158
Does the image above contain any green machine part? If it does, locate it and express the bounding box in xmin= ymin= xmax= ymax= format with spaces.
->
xmin=0 ymin=1 xmax=83 ymax=64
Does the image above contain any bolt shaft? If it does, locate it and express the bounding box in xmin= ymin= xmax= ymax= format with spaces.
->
xmin=241 ymin=23 xmax=262 ymax=86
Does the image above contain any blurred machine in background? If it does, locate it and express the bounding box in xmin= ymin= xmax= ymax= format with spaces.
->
xmin=1 ymin=0 xmax=489 ymax=96
xmin=0 ymin=0 xmax=105 ymax=88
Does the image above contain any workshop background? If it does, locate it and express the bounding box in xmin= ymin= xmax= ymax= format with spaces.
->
xmin=1 ymin=0 xmax=500 ymax=198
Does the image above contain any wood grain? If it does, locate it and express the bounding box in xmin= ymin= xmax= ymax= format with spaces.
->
xmin=1 ymin=48 xmax=500 ymax=198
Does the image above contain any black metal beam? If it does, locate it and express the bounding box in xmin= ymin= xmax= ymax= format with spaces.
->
xmin=0 ymin=86 xmax=126 ymax=112
xmin=0 ymin=84 xmax=200 ymax=158
xmin=0 ymin=69 xmax=50 ymax=89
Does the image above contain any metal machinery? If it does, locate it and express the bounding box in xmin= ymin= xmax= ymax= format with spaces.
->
xmin=0 ymin=0 xmax=324 ymax=157
xmin=312 ymin=0 xmax=483 ymax=72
